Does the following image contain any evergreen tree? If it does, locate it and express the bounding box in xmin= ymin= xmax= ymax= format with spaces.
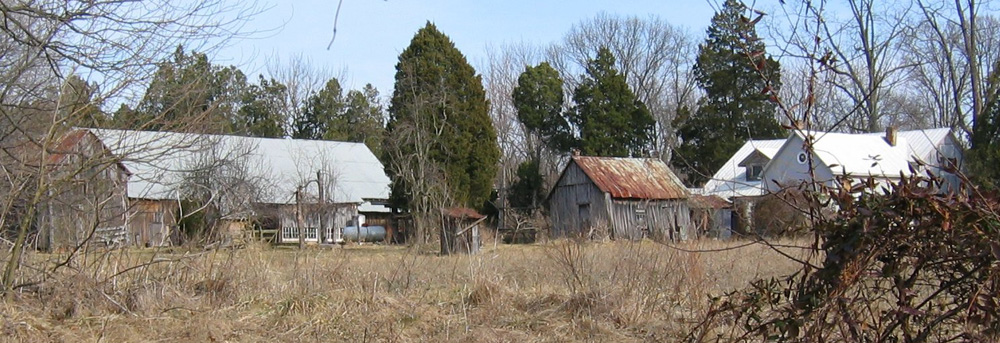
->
xmin=569 ymin=47 xmax=655 ymax=157
xmin=120 ymin=46 xmax=247 ymax=133
xmin=674 ymin=0 xmax=782 ymax=186
xmin=58 ymin=74 xmax=109 ymax=129
xmin=507 ymin=159 xmax=545 ymax=214
xmin=294 ymin=78 xmax=345 ymax=140
xmin=328 ymin=84 xmax=385 ymax=157
xmin=386 ymin=22 xmax=500 ymax=209
xmin=969 ymin=90 xmax=1000 ymax=188
xmin=237 ymin=75 xmax=287 ymax=138
xmin=512 ymin=62 xmax=575 ymax=154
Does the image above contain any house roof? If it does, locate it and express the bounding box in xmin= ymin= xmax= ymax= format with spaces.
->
xmin=570 ymin=156 xmax=689 ymax=200
xmin=788 ymin=130 xmax=913 ymax=178
xmin=875 ymin=128 xmax=956 ymax=165
xmin=88 ymin=129 xmax=390 ymax=205
xmin=702 ymin=139 xmax=786 ymax=199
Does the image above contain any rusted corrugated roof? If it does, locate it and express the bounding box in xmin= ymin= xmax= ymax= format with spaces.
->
xmin=46 ymin=129 xmax=91 ymax=165
xmin=572 ymin=156 xmax=689 ymax=200
xmin=442 ymin=207 xmax=485 ymax=220
xmin=688 ymin=194 xmax=732 ymax=209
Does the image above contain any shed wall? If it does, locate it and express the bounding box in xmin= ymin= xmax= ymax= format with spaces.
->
xmin=549 ymin=163 xmax=609 ymax=238
xmin=609 ymin=199 xmax=692 ymax=241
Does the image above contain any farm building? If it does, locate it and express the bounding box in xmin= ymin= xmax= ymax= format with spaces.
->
xmin=688 ymin=194 xmax=732 ymax=239
xmin=90 ymin=129 xmax=391 ymax=245
xmin=37 ymin=129 xmax=131 ymax=251
xmin=439 ymin=207 xmax=484 ymax=255
xmin=547 ymin=155 xmax=693 ymax=241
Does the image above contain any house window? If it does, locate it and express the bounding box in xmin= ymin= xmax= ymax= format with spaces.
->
xmin=797 ymin=152 xmax=808 ymax=164
xmin=746 ymin=165 xmax=763 ymax=181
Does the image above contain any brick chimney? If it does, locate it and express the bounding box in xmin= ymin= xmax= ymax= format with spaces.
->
xmin=571 ymin=148 xmax=581 ymax=157
xmin=885 ymin=126 xmax=897 ymax=146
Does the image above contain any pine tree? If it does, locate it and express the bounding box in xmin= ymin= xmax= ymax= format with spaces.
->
xmin=569 ymin=47 xmax=655 ymax=157
xmin=386 ymin=22 xmax=500 ymax=210
xmin=121 ymin=46 xmax=247 ymax=133
xmin=674 ymin=0 xmax=782 ymax=186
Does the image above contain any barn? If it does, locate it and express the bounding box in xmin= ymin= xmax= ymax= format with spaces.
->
xmin=90 ymin=129 xmax=391 ymax=246
xmin=38 ymin=129 xmax=131 ymax=250
xmin=547 ymin=155 xmax=693 ymax=241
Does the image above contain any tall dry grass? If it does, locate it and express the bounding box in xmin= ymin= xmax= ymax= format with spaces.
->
xmin=0 ymin=238 xmax=809 ymax=342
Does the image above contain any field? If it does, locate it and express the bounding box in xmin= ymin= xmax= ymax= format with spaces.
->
xmin=0 ymin=238 xmax=811 ymax=342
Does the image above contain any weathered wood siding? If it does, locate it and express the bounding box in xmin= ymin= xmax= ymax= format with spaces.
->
xmin=549 ymin=163 xmax=609 ymax=238
xmin=609 ymin=199 xmax=692 ymax=241
xmin=38 ymin=132 xmax=130 ymax=251
xmin=128 ymin=199 xmax=178 ymax=247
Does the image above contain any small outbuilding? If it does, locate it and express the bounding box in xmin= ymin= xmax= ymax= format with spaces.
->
xmin=440 ymin=207 xmax=484 ymax=255
xmin=688 ymin=194 xmax=732 ymax=239
xmin=547 ymin=155 xmax=693 ymax=241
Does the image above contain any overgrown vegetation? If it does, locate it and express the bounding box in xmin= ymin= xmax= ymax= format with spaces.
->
xmin=0 ymin=239 xmax=805 ymax=342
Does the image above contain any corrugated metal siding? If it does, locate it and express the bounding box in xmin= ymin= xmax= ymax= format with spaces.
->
xmin=572 ymin=156 xmax=689 ymax=200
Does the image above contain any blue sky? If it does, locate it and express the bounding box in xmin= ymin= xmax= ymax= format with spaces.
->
xmin=215 ymin=1 xmax=725 ymax=96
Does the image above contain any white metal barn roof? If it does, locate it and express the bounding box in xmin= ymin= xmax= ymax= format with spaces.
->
xmin=89 ymin=129 xmax=391 ymax=206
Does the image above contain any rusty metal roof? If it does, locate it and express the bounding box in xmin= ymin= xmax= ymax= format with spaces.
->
xmin=442 ymin=207 xmax=485 ymax=220
xmin=572 ymin=156 xmax=689 ymax=200
xmin=688 ymin=194 xmax=732 ymax=209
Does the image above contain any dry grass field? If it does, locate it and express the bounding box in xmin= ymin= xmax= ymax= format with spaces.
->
xmin=0 ymin=237 xmax=812 ymax=342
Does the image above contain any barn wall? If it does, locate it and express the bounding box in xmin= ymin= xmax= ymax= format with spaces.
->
xmin=128 ymin=199 xmax=179 ymax=247
xmin=275 ymin=203 xmax=356 ymax=244
xmin=38 ymin=135 xmax=130 ymax=251
xmin=609 ymin=199 xmax=692 ymax=241
xmin=549 ymin=162 xmax=608 ymax=238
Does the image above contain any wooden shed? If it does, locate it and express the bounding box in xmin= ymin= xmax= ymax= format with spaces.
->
xmin=688 ymin=194 xmax=733 ymax=239
xmin=440 ymin=207 xmax=484 ymax=255
xmin=548 ymin=155 xmax=693 ymax=241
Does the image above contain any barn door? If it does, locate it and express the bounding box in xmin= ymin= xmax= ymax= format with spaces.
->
xmin=578 ymin=203 xmax=591 ymax=237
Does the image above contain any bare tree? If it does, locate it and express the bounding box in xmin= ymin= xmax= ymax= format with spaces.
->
xmin=0 ymin=0 xmax=261 ymax=291
xmin=480 ymin=42 xmax=545 ymax=232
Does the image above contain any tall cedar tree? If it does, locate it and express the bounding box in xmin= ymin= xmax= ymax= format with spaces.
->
xmin=675 ymin=0 xmax=782 ymax=186
xmin=510 ymin=62 xmax=572 ymax=212
xmin=512 ymin=62 xmax=575 ymax=155
xmin=570 ymin=47 xmax=655 ymax=157
xmin=386 ymin=22 xmax=500 ymax=209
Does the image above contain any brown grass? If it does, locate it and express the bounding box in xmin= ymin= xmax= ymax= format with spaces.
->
xmin=0 ymin=238 xmax=810 ymax=342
